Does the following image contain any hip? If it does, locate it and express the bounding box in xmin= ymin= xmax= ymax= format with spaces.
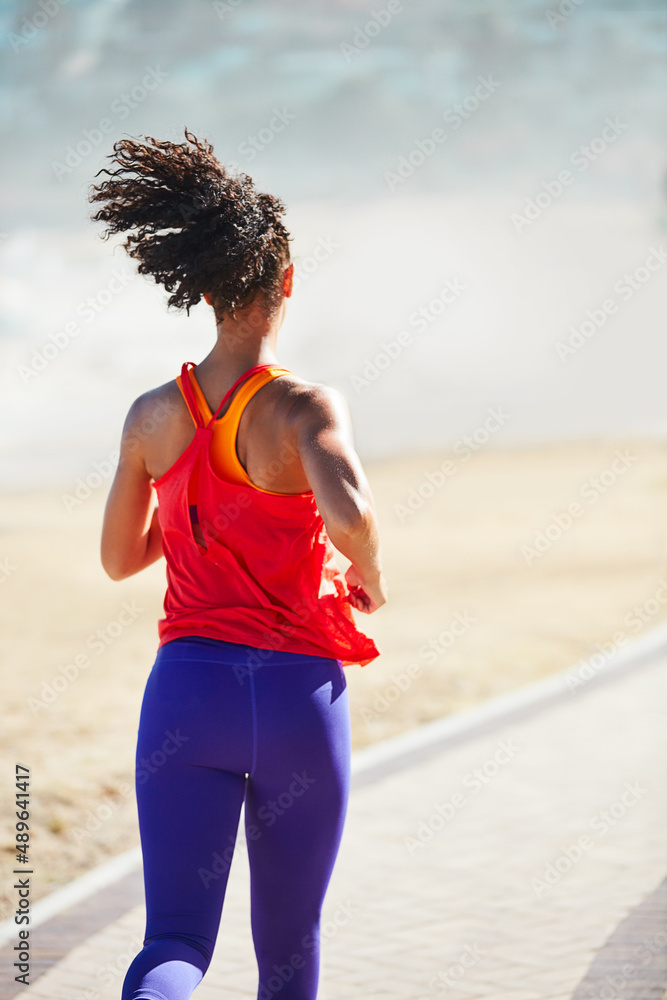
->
xmin=137 ymin=635 xmax=350 ymax=775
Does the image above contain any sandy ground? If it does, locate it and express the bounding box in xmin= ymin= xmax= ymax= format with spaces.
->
xmin=2 ymin=436 xmax=667 ymax=916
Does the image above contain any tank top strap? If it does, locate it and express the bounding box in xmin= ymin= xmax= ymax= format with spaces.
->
xmin=179 ymin=362 xmax=206 ymax=429
xmin=178 ymin=363 xmax=279 ymax=425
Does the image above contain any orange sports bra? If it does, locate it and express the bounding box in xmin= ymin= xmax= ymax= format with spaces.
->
xmin=176 ymin=363 xmax=314 ymax=499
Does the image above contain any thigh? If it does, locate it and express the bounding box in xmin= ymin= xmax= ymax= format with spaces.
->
xmin=244 ymin=656 xmax=351 ymax=895
xmin=135 ymin=639 xmax=253 ymax=945
xmin=136 ymin=752 xmax=247 ymax=946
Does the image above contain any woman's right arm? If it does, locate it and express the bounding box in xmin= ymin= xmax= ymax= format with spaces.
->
xmin=100 ymin=394 xmax=164 ymax=581
xmin=289 ymin=384 xmax=388 ymax=614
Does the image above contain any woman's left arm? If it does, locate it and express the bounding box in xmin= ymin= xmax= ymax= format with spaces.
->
xmin=101 ymin=395 xmax=164 ymax=581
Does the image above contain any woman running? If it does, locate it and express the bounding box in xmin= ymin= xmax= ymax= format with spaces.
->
xmin=88 ymin=128 xmax=387 ymax=1000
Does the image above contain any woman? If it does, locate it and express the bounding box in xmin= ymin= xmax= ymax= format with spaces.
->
xmin=89 ymin=128 xmax=387 ymax=1000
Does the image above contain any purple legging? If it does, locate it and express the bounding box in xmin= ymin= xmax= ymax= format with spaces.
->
xmin=121 ymin=635 xmax=351 ymax=1000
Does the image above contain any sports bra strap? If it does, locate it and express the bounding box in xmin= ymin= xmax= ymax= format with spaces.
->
xmin=180 ymin=362 xmax=288 ymax=429
xmin=209 ymin=364 xmax=282 ymax=425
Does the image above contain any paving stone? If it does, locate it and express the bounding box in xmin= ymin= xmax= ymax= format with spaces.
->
xmin=6 ymin=655 xmax=667 ymax=1000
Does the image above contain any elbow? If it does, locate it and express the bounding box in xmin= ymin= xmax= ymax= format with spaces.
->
xmin=329 ymin=497 xmax=374 ymax=539
xmin=105 ymin=567 xmax=128 ymax=582
xmin=102 ymin=561 xmax=129 ymax=582
xmin=101 ymin=547 xmax=133 ymax=582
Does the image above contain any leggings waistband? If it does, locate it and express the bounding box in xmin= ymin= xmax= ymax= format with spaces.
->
xmin=160 ymin=634 xmax=342 ymax=668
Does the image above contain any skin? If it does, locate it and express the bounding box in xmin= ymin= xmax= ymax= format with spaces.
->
xmin=101 ymin=262 xmax=388 ymax=613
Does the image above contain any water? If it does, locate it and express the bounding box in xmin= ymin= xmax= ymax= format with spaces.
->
xmin=1 ymin=0 xmax=665 ymax=488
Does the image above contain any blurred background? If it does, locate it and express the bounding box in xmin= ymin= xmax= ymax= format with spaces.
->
xmin=1 ymin=0 xmax=667 ymax=480
xmin=1 ymin=0 xmax=666 ymax=904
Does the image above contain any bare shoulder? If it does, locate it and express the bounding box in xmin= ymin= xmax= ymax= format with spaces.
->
xmin=120 ymin=378 xmax=188 ymax=447
xmin=279 ymin=375 xmax=353 ymax=438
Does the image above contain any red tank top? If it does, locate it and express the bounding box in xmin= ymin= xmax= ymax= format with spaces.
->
xmin=151 ymin=361 xmax=381 ymax=668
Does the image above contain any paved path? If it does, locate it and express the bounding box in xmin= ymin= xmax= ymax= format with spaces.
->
xmin=5 ymin=652 xmax=667 ymax=1000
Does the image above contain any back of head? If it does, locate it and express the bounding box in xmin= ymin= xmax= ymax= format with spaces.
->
xmin=88 ymin=127 xmax=292 ymax=321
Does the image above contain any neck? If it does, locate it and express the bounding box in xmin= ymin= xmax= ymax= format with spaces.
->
xmin=198 ymin=301 xmax=284 ymax=377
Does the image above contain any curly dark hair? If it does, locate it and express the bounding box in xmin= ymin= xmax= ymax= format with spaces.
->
xmin=88 ymin=127 xmax=292 ymax=319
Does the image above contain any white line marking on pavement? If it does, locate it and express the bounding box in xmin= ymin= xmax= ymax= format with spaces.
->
xmin=2 ymin=621 xmax=666 ymax=947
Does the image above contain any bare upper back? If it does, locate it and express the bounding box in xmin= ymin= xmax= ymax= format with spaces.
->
xmin=127 ymin=369 xmax=342 ymax=496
